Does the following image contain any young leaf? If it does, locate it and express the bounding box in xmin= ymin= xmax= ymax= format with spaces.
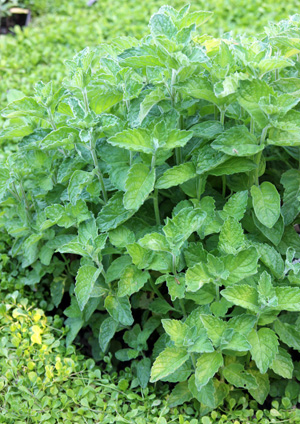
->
xmin=139 ymin=88 xmax=166 ymax=123
xmin=96 ymin=192 xmax=136 ymax=231
xmin=155 ymin=163 xmax=196 ymax=189
xmin=222 ymin=247 xmax=260 ymax=285
xmin=124 ymin=164 xmax=155 ymax=210
xmin=104 ymin=295 xmax=134 ymax=326
xmin=108 ymin=128 xmax=154 ymax=153
xmin=248 ymin=328 xmax=279 ymax=374
xmin=251 ymin=182 xmax=281 ymax=228
xmin=221 ymin=285 xmax=259 ymax=313
xmin=258 ymin=271 xmax=278 ymax=307
xmin=195 ymin=352 xmax=223 ymax=389
xmin=150 ymin=347 xmax=190 ymax=382
xmin=118 ymin=265 xmax=149 ymax=297
xmin=218 ymin=217 xmax=245 ymax=254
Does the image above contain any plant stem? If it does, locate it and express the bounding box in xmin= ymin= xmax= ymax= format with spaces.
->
xmin=82 ymin=88 xmax=90 ymax=113
xmin=153 ymin=189 xmax=161 ymax=226
xmin=129 ymin=151 xmax=133 ymax=166
xmin=214 ymin=105 xmax=219 ymax=120
xmin=149 ymin=275 xmax=165 ymax=301
xmin=250 ymin=117 xmax=255 ymax=134
xmin=179 ymin=299 xmax=186 ymax=318
xmin=215 ymin=284 xmax=220 ymax=302
xmin=175 ymin=147 xmax=181 ymax=165
xmin=254 ymin=126 xmax=269 ymax=186
xmin=90 ymin=147 xmax=108 ymax=203
xmin=222 ymin=175 xmax=226 ymax=198
xmin=47 ymin=107 xmax=57 ymax=130
xmin=220 ymin=108 xmax=226 ymax=125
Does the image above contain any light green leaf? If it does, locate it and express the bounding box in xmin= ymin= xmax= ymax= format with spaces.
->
xmin=57 ymin=239 xmax=87 ymax=257
xmin=218 ymin=217 xmax=245 ymax=254
xmin=166 ymin=274 xmax=185 ymax=300
xmin=118 ymin=265 xmax=149 ymax=297
xmin=200 ymin=314 xmax=226 ymax=347
xmin=222 ymin=247 xmax=260 ymax=285
xmin=99 ymin=317 xmax=118 ymax=352
xmin=162 ymin=129 xmax=193 ymax=150
xmin=68 ymin=170 xmax=93 ymax=205
xmin=251 ymin=182 xmax=281 ymax=228
xmin=162 ymin=319 xmax=190 ymax=346
xmin=88 ymin=88 xmax=123 ymax=114
xmin=104 ymin=295 xmax=134 ymax=326
xmin=124 ymin=164 xmax=155 ymax=210
xmin=168 ymin=381 xmax=193 ymax=407
xmin=2 ymin=97 xmax=47 ymax=120
xmin=150 ymin=13 xmax=177 ymax=39
xmin=258 ymin=271 xmax=278 ymax=307
xmin=109 ymin=225 xmax=135 ymax=248
xmin=248 ymin=328 xmax=278 ymax=373
xmin=189 ymin=376 xmax=216 ymax=408
xmin=223 ymin=363 xmax=258 ymax=390
xmin=108 ymin=128 xmax=154 ymax=153
xmin=220 ymin=190 xmax=248 ymax=221
xmin=196 ymin=145 xmax=228 ymax=175
xmin=221 ymin=285 xmax=259 ymax=313
xmin=139 ymin=232 xmax=170 ymax=252
xmin=150 ymin=347 xmax=189 ymax=382
xmin=139 ymin=88 xmax=166 ymax=123
xmin=227 ymin=314 xmax=257 ymax=336
xmin=270 ymin=347 xmax=293 ymax=379
xmin=212 ymin=126 xmax=263 ymax=157
xmin=281 ymin=169 xmax=300 ymax=225
xmin=179 ymin=10 xmax=213 ymax=28
xmin=40 ymin=127 xmax=78 ymax=150
xmin=75 ymin=265 xmax=101 ymax=311
xmin=156 ymin=162 xmax=196 ymax=189
xmin=97 ymin=192 xmax=136 ymax=231
xmin=195 ymin=352 xmax=223 ymax=389
xmin=275 ymin=286 xmax=300 ymax=311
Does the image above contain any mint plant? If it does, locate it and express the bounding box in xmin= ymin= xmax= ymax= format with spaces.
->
xmin=2 ymin=5 xmax=300 ymax=411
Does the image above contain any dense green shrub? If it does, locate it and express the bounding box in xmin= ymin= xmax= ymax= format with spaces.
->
xmin=3 ymin=4 xmax=300 ymax=412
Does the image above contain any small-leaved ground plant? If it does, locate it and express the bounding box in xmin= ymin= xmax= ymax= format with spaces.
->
xmin=2 ymin=4 xmax=300 ymax=412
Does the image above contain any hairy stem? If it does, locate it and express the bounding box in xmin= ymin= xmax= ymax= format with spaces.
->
xmin=47 ymin=107 xmax=57 ymax=130
xmin=82 ymin=88 xmax=90 ymax=113
xmin=90 ymin=147 xmax=108 ymax=203
xmin=153 ymin=189 xmax=161 ymax=226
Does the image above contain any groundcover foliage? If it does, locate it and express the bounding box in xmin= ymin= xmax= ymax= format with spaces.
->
xmin=2 ymin=4 xmax=300 ymax=412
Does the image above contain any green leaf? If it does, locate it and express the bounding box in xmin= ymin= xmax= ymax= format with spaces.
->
xmin=227 ymin=314 xmax=257 ymax=336
xmin=251 ymin=182 xmax=281 ymax=228
xmin=162 ymin=319 xmax=191 ymax=347
xmin=109 ymin=226 xmax=135 ymax=248
xmin=99 ymin=317 xmax=118 ymax=352
xmin=168 ymin=381 xmax=193 ymax=407
xmin=118 ymin=265 xmax=149 ymax=297
xmin=136 ymin=357 xmax=151 ymax=389
xmin=218 ymin=217 xmax=245 ymax=254
xmin=220 ymin=190 xmax=248 ymax=221
xmin=196 ymin=145 xmax=228 ymax=175
xmin=195 ymin=352 xmax=223 ymax=389
xmin=150 ymin=13 xmax=177 ymax=39
xmin=200 ymin=314 xmax=226 ymax=347
xmin=248 ymin=328 xmax=278 ymax=374
xmin=156 ymin=163 xmax=196 ymax=189
xmin=115 ymin=348 xmax=139 ymax=361
xmin=212 ymin=126 xmax=263 ymax=157
xmin=189 ymin=375 xmax=216 ymax=408
xmin=161 ymin=129 xmax=193 ymax=150
xmin=221 ymin=285 xmax=259 ymax=313
xmin=253 ymin=213 xmax=284 ymax=245
xmin=2 ymin=96 xmax=47 ymax=120
xmin=274 ymin=319 xmax=300 ymax=351
xmin=275 ymin=287 xmax=300 ymax=311
xmin=139 ymin=232 xmax=170 ymax=252
xmin=210 ymin=157 xmax=257 ymax=176
xmin=150 ymin=347 xmax=190 ymax=382
xmin=270 ymin=347 xmax=294 ymax=379
xmin=258 ymin=271 xmax=278 ymax=307
xmin=40 ymin=127 xmax=78 ymax=150
xmin=281 ymin=169 xmax=300 ymax=225
xmin=163 ymin=207 xmax=206 ymax=252
xmin=254 ymin=242 xmax=284 ymax=279
xmin=75 ymin=265 xmax=101 ymax=311
xmin=223 ymin=363 xmax=258 ymax=390
xmin=97 ymin=192 xmax=136 ymax=231
xmin=124 ymin=164 xmax=155 ymax=210
xmin=139 ymin=88 xmax=166 ymax=123
xmin=166 ymin=274 xmax=185 ymax=300
xmin=88 ymin=88 xmax=123 ymax=114
xmin=179 ymin=10 xmax=213 ymax=28
xmin=68 ymin=170 xmax=93 ymax=205
xmin=106 ymin=256 xmax=132 ymax=284
xmin=248 ymin=370 xmax=270 ymax=405
xmin=108 ymin=128 xmax=154 ymax=153
xmin=104 ymin=295 xmax=134 ymax=326
xmin=222 ymin=247 xmax=260 ymax=285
